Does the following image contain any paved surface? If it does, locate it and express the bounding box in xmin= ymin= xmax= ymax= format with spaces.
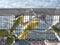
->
xmin=13 ymin=40 xmax=60 ymax=45
xmin=0 ymin=9 xmax=60 ymax=16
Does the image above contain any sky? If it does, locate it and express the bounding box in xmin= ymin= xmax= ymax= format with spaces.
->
xmin=0 ymin=0 xmax=60 ymax=8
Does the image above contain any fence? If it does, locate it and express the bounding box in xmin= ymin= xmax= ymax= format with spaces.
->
xmin=0 ymin=15 xmax=59 ymax=40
